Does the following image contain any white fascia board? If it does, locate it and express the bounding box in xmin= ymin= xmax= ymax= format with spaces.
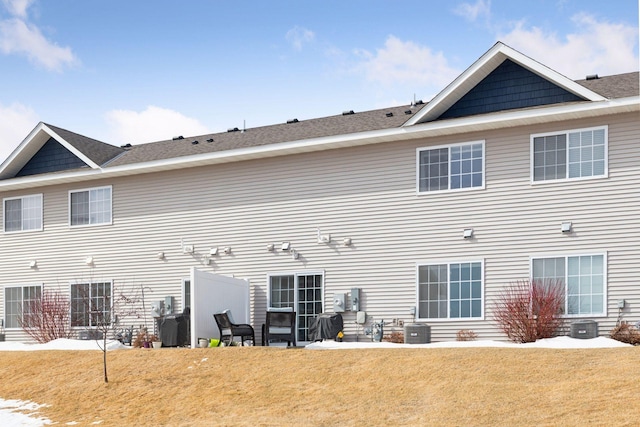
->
xmin=405 ymin=42 xmax=606 ymax=126
xmin=0 ymin=123 xmax=100 ymax=179
xmin=0 ymin=122 xmax=48 ymax=176
xmin=402 ymin=96 xmax=638 ymax=138
xmin=0 ymin=96 xmax=636 ymax=193
xmin=42 ymin=124 xmax=101 ymax=169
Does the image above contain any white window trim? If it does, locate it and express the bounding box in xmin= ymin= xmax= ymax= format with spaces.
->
xmin=530 ymin=125 xmax=609 ymax=185
xmin=68 ymin=185 xmax=113 ymax=227
xmin=4 ymin=283 xmax=43 ymax=330
xmin=266 ymin=270 xmax=325 ymax=308
xmin=416 ymin=140 xmax=486 ymax=194
xmin=415 ymin=259 xmax=485 ymax=322
xmin=529 ymin=251 xmax=607 ymax=318
xmin=3 ymin=193 xmax=43 ymax=233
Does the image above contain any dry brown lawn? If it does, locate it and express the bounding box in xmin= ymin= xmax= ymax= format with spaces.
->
xmin=0 ymin=346 xmax=639 ymax=426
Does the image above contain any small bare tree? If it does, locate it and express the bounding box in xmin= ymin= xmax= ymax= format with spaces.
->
xmin=19 ymin=287 xmax=73 ymax=343
xmin=493 ymin=279 xmax=565 ymax=343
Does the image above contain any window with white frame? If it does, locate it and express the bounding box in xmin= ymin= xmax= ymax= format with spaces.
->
xmin=417 ymin=141 xmax=484 ymax=192
xmin=417 ymin=261 xmax=483 ymax=319
xmin=4 ymin=285 xmax=42 ymax=328
xmin=532 ymin=254 xmax=605 ymax=316
xmin=532 ymin=126 xmax=607 ymax=182
xmin=3 ymin=194 xmax=42 ymax=232
xmin=70 ymin=282 xmax=112 ymax=327
xmin=69 ymin=186 xmax=112 ymax=226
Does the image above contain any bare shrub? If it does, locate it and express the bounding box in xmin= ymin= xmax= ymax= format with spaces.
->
xmin=610 ymin=322 xmax=640 ymax=345
xmin=493 ymin=279 xmax=565 ymax=343
xmin=19 ymin=288 xmax=73 ymax=343
xmin=456 ymin=329 xmax=478 ymax=341
xmin=383 ymin=331 xmax=404 ymax=343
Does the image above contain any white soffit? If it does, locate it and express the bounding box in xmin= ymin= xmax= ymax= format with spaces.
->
xmin=404 ymin=42 xmax=607 ymax=126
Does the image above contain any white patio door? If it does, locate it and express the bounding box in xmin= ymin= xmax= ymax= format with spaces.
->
xmin=268 ymin=272 xmax=324 ymax=343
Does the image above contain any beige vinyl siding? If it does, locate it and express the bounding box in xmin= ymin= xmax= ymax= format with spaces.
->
xmin=0 ymin=112 xmax=638 ymax=342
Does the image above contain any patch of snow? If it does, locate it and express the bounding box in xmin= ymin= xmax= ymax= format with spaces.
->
xmin=305 ymin=336 xmax=632 ymax=349
xmin=0 ymin=399 xmax=51 ymax=426
xmin=0 ymin=338 xmax=132 ymax=351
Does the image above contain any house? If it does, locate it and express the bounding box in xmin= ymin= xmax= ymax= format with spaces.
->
xmin=0 ymin=42 xmax=638 ymax=344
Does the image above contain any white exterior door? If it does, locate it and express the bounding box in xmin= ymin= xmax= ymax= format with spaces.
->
xmin=268 ymin=272 xmax=323 ymax=343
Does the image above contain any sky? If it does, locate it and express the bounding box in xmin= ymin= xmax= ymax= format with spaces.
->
xmin=0 ymin=0 xmax=637 ymax=163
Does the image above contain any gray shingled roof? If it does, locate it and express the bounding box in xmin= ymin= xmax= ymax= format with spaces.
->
xmin=105 ymin=103 xmax=426 ymax=167
xmin=575 ymin=72 xmax=639 ymax=99
xmin=44 ymin=123 xmax=126 ymax=166
xmin=42 ymin=72 xmax=638 ymax=171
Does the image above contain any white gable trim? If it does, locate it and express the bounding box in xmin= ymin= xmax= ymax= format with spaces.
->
xmin=0 ymin=122 xmax=99 ymax=178
xmin=404 ymin=42 xmax=607 ymax=126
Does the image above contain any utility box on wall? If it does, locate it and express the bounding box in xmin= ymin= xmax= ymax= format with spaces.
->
xmin=350 ymin=288 xmax=361 ymax=311
xmin=333 ymin=293 xmax=346 ymax=313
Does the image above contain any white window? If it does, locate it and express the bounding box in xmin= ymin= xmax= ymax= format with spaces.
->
xmin=70 ymin=282 xmax=112 ymax=327
xmin=532 ymin=126 xmax=607 ymax=182
xmin=3 ymin=194 xmax=42 ymax=232
xmin=417 ymin=261 xmax=483 ymax=319
xmin=69 ymin=186 xmax=112 ymax=226
xmin=532 ymin=254 xmax=605 ymax=316
xmin=4 ymin=285 xmax=42 ymax=328
xmin=417 ymin=141 xmax=484 ymax=193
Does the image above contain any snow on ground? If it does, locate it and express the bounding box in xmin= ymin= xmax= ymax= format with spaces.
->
xmin=0 ymin=336 xmax=632 ymax=425
xmin=0 ymin=338 xmax=131 ymax=352
xmin=305 ymin=335 xmax=632 ymax=349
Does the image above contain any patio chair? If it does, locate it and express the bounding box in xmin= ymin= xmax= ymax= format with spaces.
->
xmin=263 ymin=308 xmax=296 ymax=347
xmin=213 ymin=309 xmax=255 ymax=346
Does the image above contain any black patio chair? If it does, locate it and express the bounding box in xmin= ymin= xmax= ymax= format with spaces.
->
xmin=264 ymin=308 xmax=296 ymax=347
xmin=213 ymin=309 xmax=255 ymax=346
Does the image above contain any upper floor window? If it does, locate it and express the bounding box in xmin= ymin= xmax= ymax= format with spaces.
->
xmin=4 ymin=285 xmax=42 ymax=328
xmin=3 ymin=194 xmax=43 ymax=233
xmin=69 ymin=186 xmax=112 ymax=226
xmin=532 ymin=254 xmax=605 ymax=316
xmin=417 ymin=141 xmax=484 ymax=193
xmin=532 ymin=126 xmax=607 ymax=182
xmin=417 ymin=261 xmax=483 ymax=320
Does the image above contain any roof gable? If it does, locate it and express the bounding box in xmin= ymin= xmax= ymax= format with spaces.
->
xmin=438 ymin=59 xmax=584 ymax=119
xmin=0 ymin=123 xmax=125 ymax=179
xmin=405 ymin=42 xmax=607 ymax=126
xmin=16 ymin=137 xmax=88 ymax=177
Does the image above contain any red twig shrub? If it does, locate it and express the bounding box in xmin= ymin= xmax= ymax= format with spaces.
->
xmin=610 ymin=322 xmax=640 ymax=345
xmin=19 ymin=289 xmax=73 ymax=343
xmin=493 ymin=279 xmax=565 ymax=343
xmin=456 ymin=329 xmax=478 ymax=341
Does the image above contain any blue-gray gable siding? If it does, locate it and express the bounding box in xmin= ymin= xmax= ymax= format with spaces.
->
xmin=438 ymin=59 xmax=585 ymax=120
xmin=16 ymin=137 xmax=88 ymax=177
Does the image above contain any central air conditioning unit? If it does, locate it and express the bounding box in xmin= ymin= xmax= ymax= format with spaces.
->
xmin=404 ymin=323 xmax=431 ymax=344
xmin=182 ymin=245 xmax=195 ymax=254
xmin=570 ymin=320 xmax=598 ymax=339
